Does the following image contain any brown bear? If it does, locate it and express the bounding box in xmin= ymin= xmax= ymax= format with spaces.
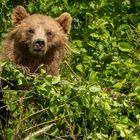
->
xmin=2 ymin=6 xmax=72 ymax=76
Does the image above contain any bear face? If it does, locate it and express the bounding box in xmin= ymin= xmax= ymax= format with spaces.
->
xmin=12 ymin=6 xmax=72 ymax=58
xmin=13 ymin=15 xmax=64 ymax=57
xmin=2 ymin=6 xmax=72 ymax=76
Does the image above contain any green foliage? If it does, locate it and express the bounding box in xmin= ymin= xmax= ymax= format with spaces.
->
xmin=0 ymin=0 xmax=140 ymax=139
xmin=1 ymin=63 xmax=140 ymax=139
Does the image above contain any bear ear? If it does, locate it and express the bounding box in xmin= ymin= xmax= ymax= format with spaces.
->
xmin=12 ymin=6 xmax=29 ymax=26
xmin=57 ymin=13 xmax=72 ymax=34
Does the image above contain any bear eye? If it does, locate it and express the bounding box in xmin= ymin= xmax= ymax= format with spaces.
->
xmin=46 ymin=31 xmax=53 ymax=37
xmin=28 ymin=29 xmax=34 ymax=34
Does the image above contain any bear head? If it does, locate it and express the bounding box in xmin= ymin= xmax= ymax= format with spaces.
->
xmin=11 ymin=6 xmax=72 ymax=58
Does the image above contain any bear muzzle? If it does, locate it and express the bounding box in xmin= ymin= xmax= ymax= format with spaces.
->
xmin=30 ymin=38 xmax=48 ymax=57
xmin=33 ymin=38 xmax=45 ymax=51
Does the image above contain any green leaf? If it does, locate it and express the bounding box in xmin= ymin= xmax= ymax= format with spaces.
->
xmin=74 ymin=40 xmax=83 ymax=47
xmin=87 ymin=41 xmax=96 ymax=47
xmin=118 ymin=42 xmax=133 ymax=52
xmin=89 ymin=71 xmax=97 ymax=83
xmin=72 ymin=101 xmax=79 ymax=107
xmin=89 ymin=109 xmax=94 ymax=121
xmin=89 ymin=86 xmax=101 ymax=93
xmin=113 ymin=79 xmax=126 ymax=89
xmin=51 ymin=128 xmax=59 ymax=136
xmin=90 ymin=33 xmax=99 ymax=38
xmin=52 ymin=6 xmax=61 ymax=14
xmin=84 ymin=98 xmax=90 ymax=108
xmin=124 ymin=129 xmax=132 ymax=135
xmin=96 ymin=133 xmax=103 ymax=139
xmin=27 ymin=4 xmax=34 ymax=13
xmin=52 ymin=76 xmax=60 ymax=84
xmin=50 ymin=105 xmax=60 ymax=115
xmin=116 ymin=24 xmax=129 ymax=32
xmin=89 ymin=2 xmax=95 ymax=9
xmin=18 ymin=78 xmax=23 ymax=85
xmin=116 ymin=124 xmax=127 ymax=130
xmin=137 ymin=23 xmax=140 ymax=31
xmin=76 ymin=63 xmax=83 ymax=72
xmin=113 ymin=82 xmax=123 ymax=89
xmin=10 ymin=104 xmax=17 ymax=112
xmin=104 ymin=102 xmax=111 ymax=110
xmin=120 ymin=130 xmax=126 ymax=137
xmin=62 ymin=0 xmax=68 ymax=4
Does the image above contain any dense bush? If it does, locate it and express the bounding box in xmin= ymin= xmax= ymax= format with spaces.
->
xmin=0 ymin=0 xmax=140 ymax=139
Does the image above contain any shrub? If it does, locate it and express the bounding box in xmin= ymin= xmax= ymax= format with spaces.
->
xmin=0 ymin=0 xmax=140 ymax=139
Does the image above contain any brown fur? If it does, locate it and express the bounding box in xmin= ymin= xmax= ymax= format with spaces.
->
xmin=2 ymin=6 xmax=72 ymax=76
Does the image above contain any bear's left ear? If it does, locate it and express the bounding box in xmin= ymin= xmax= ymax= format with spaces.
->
xmin=57 ymin=13 xmax=72 ymax=34
xmin=12 ymin=6 xmax=29 ymax=26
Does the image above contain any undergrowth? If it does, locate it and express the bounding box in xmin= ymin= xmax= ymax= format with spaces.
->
xmin=0 ymin=62 xmax=140 ymax=139
xmin=0 ymin=0 xmax=140 ymax=139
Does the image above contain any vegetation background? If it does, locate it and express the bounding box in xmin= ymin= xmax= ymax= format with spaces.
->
xmin=0 ymin=0 xmax=140 ymax=139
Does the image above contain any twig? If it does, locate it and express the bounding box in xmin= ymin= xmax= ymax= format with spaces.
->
xmin=64 ymin=60 xmax=80 ymax=81
xmin=23 ymin=113 xmax=73 ymax=134
xmin=0 ymin=76 xmax=15 ymax=87
xmin=23 ymin=123 xmax=54 ymax=140
xmin=64 ymin=117 xmax=76 ymax=140
xmin=13 ymin=94 xmax=25 ymax=140
xmin=21 ymin=107 xmax=49 ymax=122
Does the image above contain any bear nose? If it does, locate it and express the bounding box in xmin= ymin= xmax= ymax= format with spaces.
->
xmin=34 ymin=39 xmax=45 ymax=49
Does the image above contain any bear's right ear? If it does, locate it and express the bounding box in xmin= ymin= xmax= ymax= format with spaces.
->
xmin=12 ymin=6 xmax=29 ymax=26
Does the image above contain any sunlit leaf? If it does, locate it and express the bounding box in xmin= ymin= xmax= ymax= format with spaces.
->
xmin=89 ymin=70 xmax=97 ymax=83
xmin=52 ymin=76 xmax=60 ymax=84
xmin=104 ymin=102 xmax=111 ymax=110
xmin=89 ymin=86 xmax=101 ymax=92
xmin=76 ymin=63 xmax=83 ymax=72
xmin=118 ymin=42 xmax=133 ymax=52
xmin=87 ymin=41 xmax=96 ymax=47
xmin=27 ymin=3 xmax=34 ymax=13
